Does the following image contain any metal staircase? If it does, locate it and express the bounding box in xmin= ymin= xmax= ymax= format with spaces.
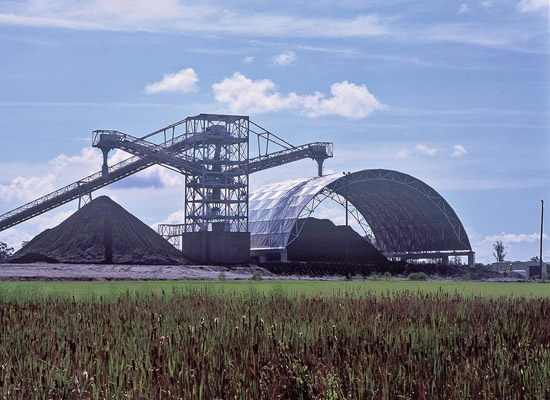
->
xmin=92 ymin=130 xmax=204 ymax=175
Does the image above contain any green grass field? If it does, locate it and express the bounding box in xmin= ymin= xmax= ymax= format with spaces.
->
xmin=0 ymin=279 xmax=548 ymax=301
xmin=1 ymin=279 xmax=549 ymax=398
xmin=1 ymin=284 xmax=549 ymax=398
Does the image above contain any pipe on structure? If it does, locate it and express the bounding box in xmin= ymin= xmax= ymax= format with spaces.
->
xmin=541 ymin=200 xmax=546 ymax=280
xmin=314 ymin=158 xmax=324 ymax=177
xmin=101 ymin=148 xmax=111 ymax=179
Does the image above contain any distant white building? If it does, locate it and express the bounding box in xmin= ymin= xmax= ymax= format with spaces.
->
xmin=491 ymin=261 xmax=549 ymax=278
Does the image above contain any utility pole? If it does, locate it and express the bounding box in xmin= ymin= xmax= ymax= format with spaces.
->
xmin=345 ymin=173 xmax=349 ymax=227
xmin=541 ymin=200 xmax=545 ymax=280
xmin=345 ymin=172 xmax=349 ymax=264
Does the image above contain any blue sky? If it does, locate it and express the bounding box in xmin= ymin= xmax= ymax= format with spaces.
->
xmin=0 ymin=0 xmax=548 ymax=263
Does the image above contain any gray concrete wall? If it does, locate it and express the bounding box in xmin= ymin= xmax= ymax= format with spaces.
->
xmin=182 ymin=231 xmax=250 ymax=264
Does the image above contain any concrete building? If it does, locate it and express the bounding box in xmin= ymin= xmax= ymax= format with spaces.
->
xmin=491 ymin=261 xmax=550 ymax=278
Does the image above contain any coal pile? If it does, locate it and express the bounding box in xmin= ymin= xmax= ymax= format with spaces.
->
xmin=10 ymin=196 xmax=186 ymax=265
xmin=286 ymin=218 xmax=389 ymax=264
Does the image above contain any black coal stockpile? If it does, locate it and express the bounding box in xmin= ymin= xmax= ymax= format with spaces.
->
xmin=286 ymin=218 xmax=389 ymax=264
xmin=10 ymin=196 xmax=186 ymax=265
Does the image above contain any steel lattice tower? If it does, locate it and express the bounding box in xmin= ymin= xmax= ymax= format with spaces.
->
xmin=0 ymin=112 xmax=332 ymax=264
xmin=182 ymin=114 xmax=249 ymax=233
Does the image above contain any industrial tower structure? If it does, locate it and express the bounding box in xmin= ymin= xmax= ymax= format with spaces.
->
xmin=1 ymin=114 xmax=333 ymax=262
xmin=94 ymin=115 xmax=252 ymax=235
xmin=0 ymin=113 xmax=475 ymax=265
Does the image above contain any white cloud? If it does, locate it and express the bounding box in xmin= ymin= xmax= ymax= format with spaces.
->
xmin=458 ymin=3 xmax=470 ymax=13
xmin=413 ymin=144 xmax=437 ymax=156
xmin=421 ymin=24 xmax=514 ymax=50
xmin=107 ymin=149 xmax=185 ymax=188
xmin=396 ymin=149 xmax=410 ymax=158
xmin=451 ymin=144 xmax=467 ymax=157
xmin=0 ymin=227 xmax=34 ymax=250
xmin=0 ymin=147 xmax=102 ymax=202
xmin=51 ymin=147 xmax=102 ymax=173
xmin=126 ymin=165 xmax=184 ymax=188
xmin=212 ymin=73 xmax=300 ymax=114
xmin=272 ymin=51 xmax=296 ymax=66
xmin=0 ymin=174 xmax=57 ymax=203
xmin=0 ymin=1 xmax=545 ymax=53
xmin=145 ymin=68 xmax=198 ymax=94
xmin=397 ymin=144 xmax=469 ymax=158
xmin=0 ymin=146 xmax=184 ymax=205
xmin=0 ymin=1 xmax=387 ymax=38
xmin=241 ymin=56 xmax=254 ymax=64
xmin=467 ymin=227 xmax=550 ymax=263
xmin=484 ymin=232 xmax=548 ymax=244
xmin=304 ymin=81 xmax=386 ymax=119
xmin=517 ymin=0 xmax=550 ymax=12
xmin=212 ymin=72 xmax=385 ymax=119
xmin=311 ymin=202 xmax=346 ymax=226
xmin=481 ymin=0 xmax=493 ymax=9
xmin=150 ymin=208 xmax=184 ymax=231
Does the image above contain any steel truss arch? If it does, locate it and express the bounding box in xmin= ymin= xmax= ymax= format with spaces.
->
xmin=249 ymin=169 xmax=472 ymax=257
xmin=287 ymin=187 xmax=376 ymax=248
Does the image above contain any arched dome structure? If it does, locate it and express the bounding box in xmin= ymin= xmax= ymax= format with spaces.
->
xmin=249 ymin=169 xmax=474 ymax=264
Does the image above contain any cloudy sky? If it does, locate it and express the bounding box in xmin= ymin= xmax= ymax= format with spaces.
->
xmin=0 ymin=0 xmax=548 ymax=263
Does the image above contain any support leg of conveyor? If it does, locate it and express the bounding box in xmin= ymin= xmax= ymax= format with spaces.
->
xmin=101 ymin=148 xmax=111 ymax=179
xmin=315 ymin=158 xmax=324 ymax=177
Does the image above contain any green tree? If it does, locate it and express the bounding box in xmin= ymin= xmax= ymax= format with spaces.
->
xmin=0 ymin=241 xmax=14 ymax=262
xmin=493 ymin=241 xmax=507 ymax=263
xmin=451 ymin=255 xmax=462 ymax=265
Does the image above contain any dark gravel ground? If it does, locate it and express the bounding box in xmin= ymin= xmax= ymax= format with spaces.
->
xmin=0 ymin=263 xmax=271 ymax=281
xmin=0 ymin=262 xmax=508 ymax=281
